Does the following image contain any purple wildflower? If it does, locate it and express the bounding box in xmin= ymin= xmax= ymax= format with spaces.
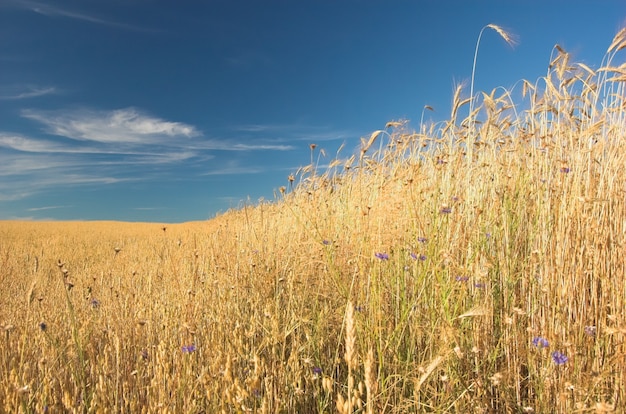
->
xmin=322 ymin=240 xmax=331 ymax=245
xmin=375 ymin=252 xmax=389 ymax=261
xmin=532 ymin=336 xmax=549 ymax=348
xmin=440 ymin=206 xmax=452 ymax=214
xmin=410 ymin=252 xmax=418 ymax=260
xmin=474 ymin=282 xmax=486 ymax=288
xmin=312 ymin=366 xmax=322 ymax=375
xmin=584 ymin=325 xmax=597 ymax=337
xmin=182 ymin=344 xmax=196 ymax=353
xmin=560 ymin=167 xmax=571 ymax=173
xmin=551 ymin=351 xmax=568 ymax=365
xmin=455 ymin=275 xmax=469 ymax=282
xmin=417 ymin=237 xmax=428 ymax=243
xmin=90 ymin=298 xmax=100 ymax=309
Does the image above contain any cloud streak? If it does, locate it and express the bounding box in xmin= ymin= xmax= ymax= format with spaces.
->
xmin=5 ymin=0 xmax=156 ymax=32
xmin=0 ymin=86 xmax=57 ymax=100
xmin=22 ymin=107 xmax=200 ymax=144
xmin=0 ymin=106 xmax=300 ymax=202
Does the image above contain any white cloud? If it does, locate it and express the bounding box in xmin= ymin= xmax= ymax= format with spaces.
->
xmin=232 ymin=123 xmax=355 ymax=142
xmin=27 ymin=205 xmax=71 ymax=211
xmin=190 ymin=140 xmax=294 ymax=151
xmin=0 ymin=133 xmax=66 ymax=153
xmin=22 ymin=107 xmax=200 ymax=144
xmin=0 ymin=86 xmax=57 ymax=100
xmin=4 ymin=0 xmax=155 ymax=32
xmin=0 ymin=107 xmax=322 ymax=203
xmin=203 ymin=166 xmax=265 ymax=176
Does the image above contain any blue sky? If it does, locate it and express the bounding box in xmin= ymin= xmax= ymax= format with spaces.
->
xmin=1 ymin=1 xmax=625 ymax=222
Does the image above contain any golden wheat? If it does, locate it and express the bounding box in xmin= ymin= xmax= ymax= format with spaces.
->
xmin=1 ymin=26 xmax=626 ymax=413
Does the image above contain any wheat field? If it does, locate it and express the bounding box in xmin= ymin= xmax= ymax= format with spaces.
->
xmin=2 ymin=27 xmax=626 ymax=413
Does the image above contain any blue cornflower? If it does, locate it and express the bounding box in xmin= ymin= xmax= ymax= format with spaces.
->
xmin=181 ymin=344 xmax=196 ymax=353
xmin=584 ymin=325 xmax=596 ymax=337
xmin=410 ymin=252 xmax=418 ymax=260
xmin=551 ymin=351 xmax=568 ymax=365
xmin=532 ymin=336 xmax=549 ymax=348
xmin=375 ymin=252 xmax=389 ymax=260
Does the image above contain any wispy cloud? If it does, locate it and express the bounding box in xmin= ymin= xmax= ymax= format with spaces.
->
xmin=27 ymin=205 xmax=71 ymax=212
xmin=22 ymin=107 xmax=200 ymax=144
xmin=5 ymin=0 xmax=156 ymax=32
xmin=232 ymin=123 xmax=356 ymax=142
xmin=0 ymin=85 xmax=57 ymax=100
xmin=191 ymin=141 xmax=294 ymax=151
xmin=202 ymin=166 xmax=265 ymax=176
xmin=0 ymin=106 xmax=302 ymax=202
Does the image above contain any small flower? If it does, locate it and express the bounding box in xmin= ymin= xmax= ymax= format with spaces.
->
xmin=39 ymin=322 xmax=47 ymax=332
xmin=90 ymin=298 xmax=100 ymax=309
xmin=485 ymin=232 xmax=492 ymax=239
xmin=560 ymin=167 xmax=571 ymax=173
xmin=440 ymin=206 xmax=452 ymax=214
xmin=551 ymin=351 xmax=568 ymax=365
xmin=532 ymin=336 xmax=549 ymax=348
xmin=419 ymin=254 xmax=427 ymax=261
xmin=584 ymin=325 xmax=596 ymax=337
xmin=410 ymin=252 xmax=418 ymax=260
xmin=417 ymin=237 xmax=428 ymax=243
xmin=312 ymin=366 xmax=322 ymax=375
xmin=455 ymin=275 xmax=469 ymax=282
xmin=474 ymin=282 xmax=486 ymax=288
xmin=322 ymin=240 xmax=331 ymax=245
xmin=375 ymin=252 xmax=389 ymax=261
xmin=181 ymin=344 xmax=196 ymax=353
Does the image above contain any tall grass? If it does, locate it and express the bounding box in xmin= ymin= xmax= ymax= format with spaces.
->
xmin=2 ymin=27 xmax=626 ymax=413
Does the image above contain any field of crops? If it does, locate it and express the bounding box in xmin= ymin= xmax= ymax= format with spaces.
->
xmin=2 ymin=27 xmax=626 ymax=413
